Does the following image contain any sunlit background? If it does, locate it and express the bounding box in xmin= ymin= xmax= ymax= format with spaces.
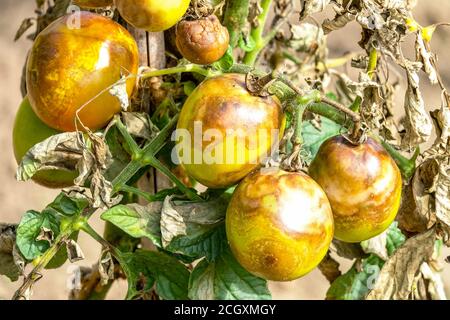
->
xmin=0 ymin=0 xmax=449 ymax=299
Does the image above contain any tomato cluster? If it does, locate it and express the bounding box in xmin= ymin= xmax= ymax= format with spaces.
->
xmin=13 ymin=2 xmax=403 ymax=283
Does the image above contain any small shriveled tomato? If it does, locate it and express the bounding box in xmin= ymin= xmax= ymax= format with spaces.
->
xmin=309 ymin=135 xmax=402 ymax=243
xmin=73 ymin=0 xmax=113 ymax=8
xmin=26 ymin=12 xmax=139 ymax=132
xmin=13 ymin=97 xmax=77 ymax=188
xmin=226 ymin=169 xmax=334 ymax=281
xmin=114 ymin=0 xmax=190 ymax=32
xmin=175 ymin=74 xmax=285 ymax=189
xmin=176 ymin=15 xmax=230 ymax=65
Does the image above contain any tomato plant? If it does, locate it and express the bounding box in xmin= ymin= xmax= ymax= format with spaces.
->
xmin=2 ymin=0 xmax=449 ymax=303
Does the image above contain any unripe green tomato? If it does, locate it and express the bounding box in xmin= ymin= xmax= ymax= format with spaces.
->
xmin=26 ymin=11 xmax=139 ymax=132
xmin=226 ymin=169 xmax=334 ymax=281
xmin=73 ymin=0 xmax=113 ymax=8
xmin=13 ymin=97 xmax=77 ymax=188
xmin=176 ymin=15 xmax=230 ymax=65
xmin=176 ymin=74 xmax=285 ymax=189
xmin=309 ymin=135 xmax=402 ymax=243
xmin=114 ymin=0 xmax=191 ymax=32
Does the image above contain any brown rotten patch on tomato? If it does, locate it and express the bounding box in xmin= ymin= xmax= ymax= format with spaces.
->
xmin=226 ymin=169 xmax=334 ymax=281
xmin=175 ymin=15 xmax=230 ymax=65
xmin=309 ymin=135 xmax=402 ymax=243
xmin=176 ymin=74 xmax=285 ymax=189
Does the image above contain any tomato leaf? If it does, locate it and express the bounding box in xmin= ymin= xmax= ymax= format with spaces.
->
xmin=119 ymin=249 xmax=190 ymax=300
xmin=212 ymin=46 xmax=234 ymax=71
xmin=16 ymin=210 xmax=60 ymax=260
xmin=0 ymin=224 xmax=24 ymax=282
xmin=301 ymin=116 xmax=341 ymax=163
xmin=47 ymin=193 xmax=89 ymax=217
xmin=188 ymin=248 xmax=271 ymax=300
xmin=101 ymin=203 xmax=162 ymax=246
xmin=101 ymin=196 xmax=229 ymax=261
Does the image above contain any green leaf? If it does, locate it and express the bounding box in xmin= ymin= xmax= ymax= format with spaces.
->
xmin=212 ymin=46 xmax=234 ymax=71
xmin=326 ymin=255 xmax=383 ymax=300
xmin=302 ymin=116 xmax=341 ymax=163
xmin=101 ymin=203 xmax=162 ymax=247
xmin=16 ymin=210 xmax=60 ymax=260
xmin=183 ymin=81 xmax=197 ymax=96
xmin=188 ymin=248 xmax=271 ymax=300
xmin=47 ymin=193 xmax=89 ymax=217
xmin=119 ymin=249 xmax=190 ymax=300
xmin=238 ymin=34 xmax=256 ymax=52
xmin=167 ymin=223 xmax=228 ymax=262
xmin=385 ymin=222 xmax=406 ymax=256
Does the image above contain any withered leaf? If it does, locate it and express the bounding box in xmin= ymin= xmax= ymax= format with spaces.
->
xmin=122 ymin=112 xmax=159 ymax=141
xmin=419 ymin=262 xmax=447 ymax=300
xmin=366 ymin=228 xmax=436 ymax=300
xmin=66 ymin=239 xmax=85 ymax=263
xmin=401 ymin=62 xmax=433 ymax=146
xmin=299 ymin=0 xmax=330 ymax=21
xmin=15 ymin=18 xmax=34 ymax=41
xmin=98 ymin=250 xmax=115 ymax=286
xmin=331 ymin=239 xmax=366 ymax=260
xmin=109 ymin=77 xmax=130 ymax=111
xmin=415 ymin=32 xmax=438 ymax=84
xmin=91 ymin=171 xmax=122 ymax=209
xmin=0 ymin=224 xmax=24 ymax=281
xmin=16 ymin=132 xmax=82 ymax=182
xmin=318 ymin=252 xmax=341 ymax=283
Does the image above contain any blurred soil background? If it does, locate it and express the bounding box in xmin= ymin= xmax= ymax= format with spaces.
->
xmin=0 ymin=0 xmax=449 ymax=299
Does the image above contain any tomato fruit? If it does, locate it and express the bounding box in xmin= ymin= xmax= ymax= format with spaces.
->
xmin=73 ymin=0 xmax=113 ymax=8
xmin=13 ymin=97 xmax=77 ymax=188
xmin=226 ymin=169 xmax=334 ymax=281
xmin=176 ymin=74 xmax=285 ymax=189
xmin=309 ymin=135 xmax=402 ymax=243
xmin=26 ymin=12 xmax=139 ymax=132
xmin=114 ymin=0 xmax=190 ymax=32
xmin=176 ymin=15 xmax=230 ymax=65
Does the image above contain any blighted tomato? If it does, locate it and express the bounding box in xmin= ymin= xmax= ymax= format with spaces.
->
xmin=13 ymin=97 xmax=77 ymax=188
xmin=175 ymin=74 xmax=285 ymax=189
xmin=309 ymin=135 xmax=402 ymax=243
xmin=226 ymin=169 xmax=334 ymax=281
xmin=26 ymin=12 xmax=139 ymax=132
xmin=73 ymin=0 xmax=113 ymax=8
xmin=176 ymin=15 xmax=230 ymax=65
xmin=114 ymin=0 xmax=190 ymax=32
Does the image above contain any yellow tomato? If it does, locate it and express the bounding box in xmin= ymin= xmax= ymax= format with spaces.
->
xmin=13 ymin=97 xmax=77 ymax=188
xmin=73 ymin=0 xmax=113 ymax=8
xmin=175 ymin=74 xmax=285 ymax=189
xmin=26 ymin=11 xmax=139 ymax=132
xmin=226 ymin=169 xmax=334 ymax=281
xmin=309 ymin=136 xmax=402 ymax=243
xmin=115 ymin=0 xmax=191 ymax=32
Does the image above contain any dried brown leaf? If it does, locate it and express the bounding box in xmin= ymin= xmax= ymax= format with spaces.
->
xmin=122 ymin=112 xmax=159 ymax=141
xmin=299 ymin=0 xmax=330 ymax=21
xmin=366 ymin=228 xmax=436 ymax=300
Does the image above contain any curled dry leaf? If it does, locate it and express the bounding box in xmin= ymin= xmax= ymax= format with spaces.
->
xmin=109 ymin=77 xmax=130 ymax=111
xmin=366 ymin=228 xmax=436 ymax=300
xmin=401 ymin=62 xmax=433 ymax=147
xmin=415 ymin=31 xmax=438 ymax=85
xmin=98 ymin=250 xmax=115 ymax=286
xmin=331 ymin=239 xmax=366 ymax=260
xmin=435 ymin=164 xmax=450 ymax=243
xmin=122 ymin=112 xmax=159 ymax=141
xmin=91 ymin=170 xmax=122 ymax=209
xmin=0 ymin=224 xmax=25 ymax=281
xmin=318 ymin=251 xmax=342 ymax=283
xmin=299 ymin=0 xmax=330 ymax=21
xmin=289 ymin=23 xmax=326 ymax=54
xmin=322 ymin=12 xmax=356 ymax=34
xmin=16 ymin=132 xmax=82 ymax=182
xmin=361 ymin=230 xmax=389 ymax=261
xmin=397 ymin=159 xmax=438 ymax=233
xmin=65 ymin=239 xmax=85 ymax=263
xmin=419 ymin=262 xmax=447 ymax=300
